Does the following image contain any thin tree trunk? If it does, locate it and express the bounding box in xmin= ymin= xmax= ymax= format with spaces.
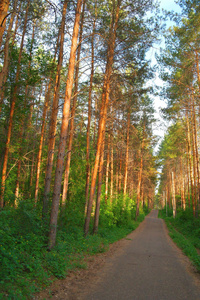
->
xmin=0 ymin=0 xmax=10 ymax=48
xmin=191 ymin=92 xmax=200 ymax=214
xmin=15 ymin=23 xmax=35 ymax=199
xmin=93 ymin=139 xmax=104 ymax=234
xmin=186 ymin=152 xmax=190 ymax=207
xmin=34 ymin=84 xmax=50 ymax=203
xmin=180 ymin=156 xmax=186 ymax=210
xmin=172 ymin=171 xmax=176 ymax=218
xmin=186 ymin=108 xmax=195 ymax=215
xmin=105 ymin=133 xmax=110 ymax=201
xmin=123 ymin=110 xmax=130 ymax=196
xmin=85 ymin=8 xmax=95 ymax=209
xmin=93 ymin=96 xmax=98 ymax=147
xmin=110 ymin=131 xmax=114 ymax=200
xmin=136 ymin=127 xmax=145 ymax=220
xmin=43 ymin=0 xmax=68 ymax=217
xmin=48 ymin=0 xmax=83 ymax=250
xmin=0 ymin=0 xmax=17 ymax=115
xmin=118 ymin=149 xmax=122 ymax=193
xmin=0 ymin=1 xmax=30 ymax=208
xmin=62 ymin=0 xmax=85 ymax=205
xmin=84 ymin=0 xmax=121 ymax=236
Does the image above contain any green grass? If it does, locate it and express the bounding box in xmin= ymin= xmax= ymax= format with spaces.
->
xmin=0 ymin=198 xmax=148 ymax=299
xmin=159 ymin=208 xmax=200 ymax=272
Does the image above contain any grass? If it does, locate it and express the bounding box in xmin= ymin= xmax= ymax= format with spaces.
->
xmin=0 ymin=198 xmax=147 ymax=299
xmin=159 ymin=208 xmax=200 ymax=272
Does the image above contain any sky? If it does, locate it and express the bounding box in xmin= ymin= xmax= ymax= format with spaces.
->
xmin=151 ymin=0 xmax=182 ymax=152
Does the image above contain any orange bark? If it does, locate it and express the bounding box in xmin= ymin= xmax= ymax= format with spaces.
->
xmin=84 ymin=0 xmax=121 ymax=236
xmin=85 ymin=9 xmax=95 ymax=208
xmin=43 ymin=0 xmax=68 ymax=216
xmin=123 ymin=110 xmax=130 ymax=196
xmin=93 ymin=139 xmax=105 ymax=234
xmin=62 ymin=0 xmax=85 ymax=205
xmin=0 ymin=2 xmax=30 ymax=208
xmin=49 ymin=0 xmax=83 ymax=249
xmin=0 ymin=0 xmax=9 ymax=48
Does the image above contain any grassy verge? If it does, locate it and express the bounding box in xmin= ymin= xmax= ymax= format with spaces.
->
xmin=159 ymin=208 xmax=200 ymax=272
xmin=0 ymin=199 xmax=147 ymax=299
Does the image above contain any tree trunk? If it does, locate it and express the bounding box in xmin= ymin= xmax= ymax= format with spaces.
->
xmin=191 ymin=92 xmax=200 ymax=215
xmin=136 ymin=126 xmax=145 ymax=220
xmin=93 ymin=139 xmax=105 ymax=234
xmin=48 ymin=0 xmax=83 ymax=250
xmin=15 ymin=23 xmax=35 ymax=200
xmin=85 ymin=8 xmax=95 ymax=208
xmin=34 ymin=84 xmax=50 ymax=203
xmin=62 ymin=0 xmax=85 ymax=205
xmin=123 ymin=110 xmax=130 ymax=196
xmin=84 ymin=0 xmax=121 ymax=236
xmin=0 ymin=0 xmax=17 ymax=115
xmin=186 ymin=108 xmax=195 ymax=215
xmin=43 ymin=0 xmax=68 ymax=217
xmin=0 ymin=1 xmax=30 ymax=208
xmin=172 ymin=171 xmax=176 ymax=218
xmin=0 ymin=0 xmax=9 ymax=48
xmin=105 ymin=133 xmax=110 ymax=201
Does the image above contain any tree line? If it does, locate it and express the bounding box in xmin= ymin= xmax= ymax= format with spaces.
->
xmin=0 ymin=0 xmax=158 ymax=249
xmin=157 ymin=0 xmax=200 ymax=218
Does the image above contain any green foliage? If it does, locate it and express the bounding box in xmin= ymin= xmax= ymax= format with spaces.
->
xmin=0 ymin=197 xmax=149 ymax=299
xmin=159 ymin=208 xmax=200 ymax=271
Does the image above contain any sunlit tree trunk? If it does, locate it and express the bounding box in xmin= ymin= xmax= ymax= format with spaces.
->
xmin=15 ymin=23 xmax=35 ymax=200
xmin=43 ymin=0 xmax=68 ymax=217
xmin=191 ymin=92 xmax=200 ymax=214
xmin=93 ymin=139 xmax=104 ymax=234
xmin=0 ymin=1 xmax=30 ymax=208
xmin=172 ymin=171 xmax=176 ymax=218
xmin=62 ymin=0 xmax=85 ymax=205
xmin=85 ymin=1 xmax=96 ymax=210
xmin=0 ymin=0 xmax=10 ymax=48
xmin=186 ymin=107 xmax=195 ymax=215
xmin=84 ymin=0 xmax=121 ymax=236
xmin=0 ymin=0 xmax=17 ymax=115
xmin=105 ymin=133 xmax=110 ymax=201
xmin=136 ymin=126 xmax=145 ymax=220
xmin=34 ymin=84 xmax=50 ymax=203
xmin=180 ymin=156 xmax=186 ymax=210
xmin=118 ymin=150 xmax=122 ymax=193
xmin=49 ymin=0 xmax=83 ymax=250
xmin=123 ymin=110 xmax=130 ymax=196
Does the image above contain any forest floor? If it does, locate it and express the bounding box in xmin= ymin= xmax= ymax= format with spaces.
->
xmin=35 ymin=210 xmax=200 ymax=300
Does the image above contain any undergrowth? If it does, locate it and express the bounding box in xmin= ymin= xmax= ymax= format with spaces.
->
xmin=0 ymin=197 xmax=147 ymax=299
xmin=159 ymin=208 xmax=200 ymax=272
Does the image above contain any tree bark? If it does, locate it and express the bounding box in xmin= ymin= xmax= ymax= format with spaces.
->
xmin=62 ymin=0 xmax=85 ymax=205
xmin=105 ymin=133 xmax=110 ymax=201
xmin=93 ymin=138 xmax=105 ymax=234
xmin=84 ymin=0 xmax=121 ymax=236
xmin=49 ymin=0 xmax=83 ymax=250
xmin=0 ymin=0 xmax=9 ymax=48
xmin=172 ymin=171 xmax=176 ymax=218
xmin=85 ymin=7 xmax=95 ymax=209
xmin=186 ymin=107 xmax=195 ymax=215
xmin=123 ymin=110 xmax=130 ymax=196
xmin=136 ymin=126 xmax=145 ymax=220
xmin=0 ymin=1 xmax=30 ymax=208
xmin=43 ymin=0 xmax=68 ymax=217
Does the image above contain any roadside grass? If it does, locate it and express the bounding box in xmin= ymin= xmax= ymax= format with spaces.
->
xmin=0 ymin=198 xmax=147 ymax=299
xmin=159 ymin=208 xmax=200 ymax=272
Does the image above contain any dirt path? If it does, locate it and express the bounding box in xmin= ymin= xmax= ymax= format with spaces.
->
xmin=36 ymin=210 xmax=200 ymax=299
